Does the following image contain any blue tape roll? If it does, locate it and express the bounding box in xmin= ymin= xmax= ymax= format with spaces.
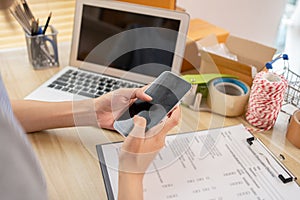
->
xmin=208 ymin=78 xmax=250 ymax=117
xmin=212 ymin=78 xmax=249 ymax=95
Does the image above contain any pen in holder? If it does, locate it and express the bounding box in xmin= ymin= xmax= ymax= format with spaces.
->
xmin=25 ymin=25 xmax=59 ymax=69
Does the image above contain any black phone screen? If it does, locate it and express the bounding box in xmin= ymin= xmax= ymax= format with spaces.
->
xmin=114 ymin=71 xmax=191 ymax=136
xmin=117 ymin=84 xmax=179 ymax=128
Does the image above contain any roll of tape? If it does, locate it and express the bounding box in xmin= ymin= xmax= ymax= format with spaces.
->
xmin=286 ymin=110 xmax=300 ymax=148
xmin=207 ymin=78 xmax=250 ymax=117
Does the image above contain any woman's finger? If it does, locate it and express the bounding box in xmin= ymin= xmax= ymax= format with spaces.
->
xmin=158 ymin=106 xmax=181 ymax=134
xmin=127 ymin=115 xmax=147 ymax=139
xmin=131 ymin=87 xmax=152 ymax=102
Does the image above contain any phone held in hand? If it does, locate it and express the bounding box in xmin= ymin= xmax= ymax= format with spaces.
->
xmin=113 ymin=71 xmax=192 ymax=137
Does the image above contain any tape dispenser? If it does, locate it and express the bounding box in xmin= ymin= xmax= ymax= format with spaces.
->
xmin=181 ymin=74 xmax=237 ymax=111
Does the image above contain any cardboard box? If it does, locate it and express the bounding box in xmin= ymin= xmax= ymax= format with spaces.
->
xmin=118 ymin=0 xmax=176 ymax=10
xmin=198 ymin=35 xmax=277 ymax=86
xmin=182 ymin=19 xmax=230 ymax=72
xmin=188 ymin=19 xmax=229 ymax=43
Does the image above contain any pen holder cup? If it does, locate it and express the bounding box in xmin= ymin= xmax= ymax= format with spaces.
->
xmin=25 ymin=25 xmax=59 ymax=69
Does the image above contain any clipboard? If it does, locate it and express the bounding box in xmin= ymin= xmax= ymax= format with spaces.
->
xmin=96 ymin=124 xmax=300 ymax=200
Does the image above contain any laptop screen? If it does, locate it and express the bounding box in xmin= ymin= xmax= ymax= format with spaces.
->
xmin=77 ymin=4 xmax=181 ymax=77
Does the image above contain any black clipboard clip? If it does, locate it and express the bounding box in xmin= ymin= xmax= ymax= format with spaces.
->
xmin=246 ymin=137 xmax=297 ymax=184
xmin=246 ymin=137 xmax=255 ymax=145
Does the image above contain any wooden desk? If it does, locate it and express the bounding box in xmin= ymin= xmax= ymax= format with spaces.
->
xmin=0 ymin=44 xmax=299 ymax=200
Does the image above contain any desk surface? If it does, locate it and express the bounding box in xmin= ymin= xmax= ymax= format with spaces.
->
xmin=0 ymin=43 xmax=299 ymax=200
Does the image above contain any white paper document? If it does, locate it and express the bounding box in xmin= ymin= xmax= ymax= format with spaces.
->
xmin=97 ymin=124 xmax=300 ymax=200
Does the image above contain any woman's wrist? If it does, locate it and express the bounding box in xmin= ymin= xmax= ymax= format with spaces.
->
xmin=72 ymin=99 xmax=99 ymax=127
xmin=118 ymin=172 xmax=144 ymax=200
xmin=119 ymin=171 xmax=145 ymax=181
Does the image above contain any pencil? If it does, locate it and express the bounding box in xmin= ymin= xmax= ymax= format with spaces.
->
xmin=42 ymin=12 xmax=52 ymax=35
xmin=31 ymin=18 xmax=39 ymax=35
xmin=14 ymin=3 xmax=31 ymax=30
xmin=9 ymin=8 xmax=31 ymax=35
xmin=22 ymin=0 xmax=35 ymax=20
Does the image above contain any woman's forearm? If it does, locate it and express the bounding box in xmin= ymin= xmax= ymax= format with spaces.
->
xmin=11 ymin=100 xmax=75 ymax=132
xmin=11 ymin=99 xmax=99 ymax=132
xmin=118 ymin=172 xmax=144 ymax=200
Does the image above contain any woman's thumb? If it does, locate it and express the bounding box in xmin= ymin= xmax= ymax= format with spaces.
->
xmin=128 ymin=116 xmax=147 ymax=138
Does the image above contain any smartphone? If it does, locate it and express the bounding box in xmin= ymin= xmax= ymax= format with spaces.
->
xmin=113 ymin=71 xmax=192 ymax=137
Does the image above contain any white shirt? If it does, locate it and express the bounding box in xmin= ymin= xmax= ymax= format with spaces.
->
xmin=0 ymin=75 xmax=47 ymax=199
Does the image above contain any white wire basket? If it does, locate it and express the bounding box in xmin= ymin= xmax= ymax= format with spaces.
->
xmin=266 ymin=54 xmax=300 ymax=110
xmin=283 ymin=65 xmax=300 ymax=108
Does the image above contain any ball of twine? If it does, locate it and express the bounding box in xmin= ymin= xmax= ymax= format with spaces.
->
xmin=246 ymin=71 xmax=288 ymax=131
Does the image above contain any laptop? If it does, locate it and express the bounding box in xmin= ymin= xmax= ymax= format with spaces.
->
xmin=25 ymin=0 xmax=190 ymax=102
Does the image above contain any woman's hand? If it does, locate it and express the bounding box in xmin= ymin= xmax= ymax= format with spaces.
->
xmin=93 ymin=87 xmax=151 ymax=130
xmin=117 ymin=106 xmax=180 ymax=200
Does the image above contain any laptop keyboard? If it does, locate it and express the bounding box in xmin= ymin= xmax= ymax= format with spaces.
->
xmin=47 ymin=69 xmax=143 ymax=98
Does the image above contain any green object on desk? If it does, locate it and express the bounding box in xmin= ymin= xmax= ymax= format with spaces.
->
xmin=181 ymin=74 xmax=238 ymax=97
